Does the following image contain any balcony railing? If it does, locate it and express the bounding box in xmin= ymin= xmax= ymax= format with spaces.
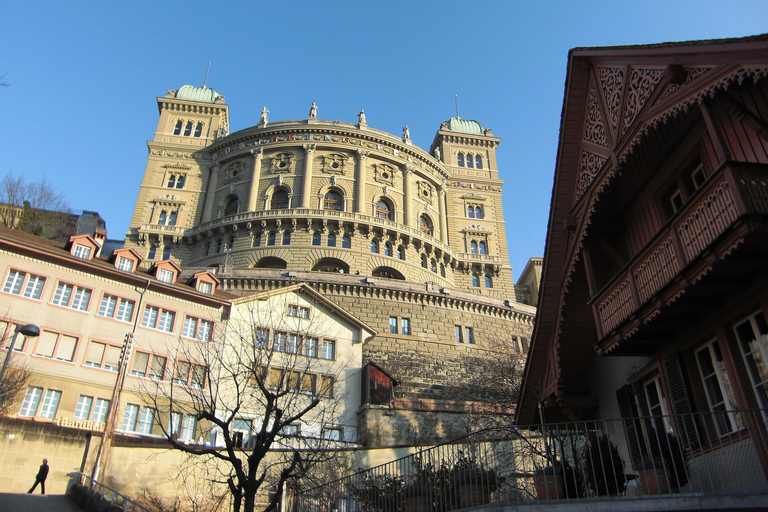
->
xmin=295 ymin=409 xmax=768 ymax=511
xmin=594 ymin=164 xmax=768 ymax=339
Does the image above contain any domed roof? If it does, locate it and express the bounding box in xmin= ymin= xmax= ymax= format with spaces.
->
xmin=444 ymin=117 xmax=484 ymax=135
xmin=175 ymin=85 xmax=220 ymax=103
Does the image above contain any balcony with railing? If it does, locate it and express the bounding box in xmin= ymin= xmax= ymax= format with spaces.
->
xmin=593 ymin=164 xmax=768 ymax=346
xmin=295 ymin=409 xmax=768 ymax=511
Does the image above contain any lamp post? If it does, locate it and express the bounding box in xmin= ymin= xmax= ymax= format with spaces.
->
xmin=0 ymin=323 xmax=40 ymax=404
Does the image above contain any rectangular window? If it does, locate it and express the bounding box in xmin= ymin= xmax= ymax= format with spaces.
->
xmin=691 ymin=164 xmax=707 ymax=190
xmin=20 ymin=387 xmax=43 ymax=417
xmin=2 ymin=270 xmax=46 ymax=299
xmin=131 ymin=352 xmax=150 ymax=377
xmin=52 ymin=283 xmax=92 ymax=311
xmin=92 ymin=399 xmax=110 ymax=422
xmin=74 ymin=395 xmax=93 ymax=420
xmin=39 ymin=390 xmax=61 ymax=419
xmin=281 ymin=424 xmax=299 ymax=436
xmin=198 ymin=281 xmax=213 ymax=294
xmin=116 ymin=257 xmax=134 ymax=272
xmin=137 ymin=407 xmax=156 ymax=434
xmin=98 ymin=295 xmax=135 ymax=322
xmin=389 ymin=317 xmax=398 ymax=334
xmin=464 ymin=327 xmax=475 ymax=344
xmin=287 ymin=305 xmax=310 ymax=319
xmin=401 ymin=318 xmax=411 ymax=336
xmin=157 ymin=268 xmax=174 ymax=283
xmin=150 ymin=355 xmax=167 ymax=381
xmin=643 ymin=376 xmax=671 ymax=433
xmin=273 ymin=332 xmax=287 ymax=352
xmin=141 ymin=306 xmax=175 ymax=332
xmin=696 ymin=339 xmax=739 ymax=436
xmin=182 ymin=415 xmax=196 ymax=441
xmin=104 ymin=345 xmax=120 ymax=371
xmin=182 ymin=317 xmax=198 ymax=338
xmin=232 ymin=419 xmax=252 ymax=447
xmin=73 ymin=244 xmax=92 ymax=259
xmin=98 ymin=295 xmax=117 ymax=318
xmin=455 ymin=326 xmax=463 ymax=344
xmin=190 ymin=365 xmax=206 ymax=389
xmin=321 ymin=340 xmax=335 ymax=360
xmin=322 ymin=427 xmax=342 ymax=441
xmin=84 ymin=341 xmax=106 ymax=368
xmin=304 ymin=337 xmax=318 ymax=358
xmin=174 ymin=361 xmax=191 ymax=386
xmin=122 ymin=404 xmax=139 ymax=431
xmin=183 ymin=316 xmax=213 ymax=341
xmin=254 ymin=327 xmax=269 ymax=348
xmin=319 ymin=375 xmax=335 ymax=398
xmin=734 ymin=311 xmax=768 ymax=416
xmin=35 ymin=331 xmax=78 ymax=361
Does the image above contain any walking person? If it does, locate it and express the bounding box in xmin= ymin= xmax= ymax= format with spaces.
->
xmin=28 ymin=458 xmax=49 ymax=494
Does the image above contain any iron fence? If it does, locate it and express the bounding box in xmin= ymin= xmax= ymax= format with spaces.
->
xmin=77 ymin=473 xmax=151 ymax=512
xmin=295 ymin=409 xmax=768 ymax=510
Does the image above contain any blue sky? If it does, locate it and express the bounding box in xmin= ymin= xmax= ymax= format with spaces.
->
xmin=2 ymin=1 xmax=766 ymax=279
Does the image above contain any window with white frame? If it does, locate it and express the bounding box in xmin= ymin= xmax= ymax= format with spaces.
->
xmin=198 ymin=281 xmax=213 ymax=294
xmin=2 ymin=270 xmax=46 ymax=299
xmin=174 ymin=360 xmax=192 ymax=386
xmin=401 ymin=318 xmax=411 ymax=336
xmin=322 ymin=427 xmax=343 ymax=441
xmin=131 ymin=352 xmax=166 ymax=380
xmin=281 ymin=424 xmax=300 ymax=437
xmin=287 ymin=305 xmax=310 ymax=319
xmin=98 ymin=294 xmax=135 ymax=322
xmin=141 ymin=305 xmax=176 ymax=332
xmin=734 ymin=311 xmax=768 ymax=415
xmin=92 ymin=398 xmax=110 ymax=422
xmin=232 ymin=419 xmax=253 ymax=447
xmin=73 ymin=244 xmax=92 ymax=259
xmin=19 ymin=387 xmax=43 ymax=417
xmin=304 ymin=337 xmax=318 ymax=358
xmin=122 ymin=404 xmax=140 ymax=431
xmin=83 ymin=340 xmax=121 ymax=371
xmin=137 ymin=407 xmax=156 ymax=434
xmin=389 ymin=317 xmax=398 ymax=334
xmin=51 ymin=283 xmax=92 ymax=311
xmin=695 ymin=339 xmax=740 ymax=436
xmin=157 ymin=268 xmax=175 ymax=283
xmin=75 ymin=396 xmax=110 ymax=423
xmin=643 ymin=375 xmax=672 ymax=434
xmin=321 ymin=340 xmax=335 ymax=360
xmin=116 ymin=256 xmax=134 ymax=272
xmin=39 ymin=389 xmax=61 ymax=419
xmin=183 ymin=316 xmax=214 ymax=342
xmin=318 ymin=375 xmax=335 ymax=397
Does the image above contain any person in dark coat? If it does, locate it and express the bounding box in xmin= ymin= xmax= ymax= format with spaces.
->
xmin=28 ymin=458 xmax=49 ymax=494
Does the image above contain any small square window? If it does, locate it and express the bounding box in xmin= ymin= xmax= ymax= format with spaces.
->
xmin=73 ymin=245 xmax=92 ymax=259
xmin=669 ymin=188 xmax=684 ymax=213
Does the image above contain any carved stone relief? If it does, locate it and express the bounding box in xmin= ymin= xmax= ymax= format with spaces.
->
xmin=417 ymin=180 xmax=434 ymax=205
xmin=224 ymin=161 xmax=246 ymax=182
xmin=322 ymin=153 xmax=348 ymax=175
xmin=270 ymin=153 xmax=296 ymax=174
xmin=373 ymin=163 xmax=396 ymax=186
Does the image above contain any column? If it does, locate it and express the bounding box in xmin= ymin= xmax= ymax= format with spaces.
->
xmin=246 ymin=148 xmax=264 ymax=212
xmin=439 ymin=186 xmax=448 ymax=244
xmin=201 ymin=165 xmax=220 ymax=223
xmin=403 ymin=166 xmax=414 ymax=227
xmin=301 ymin=144 xmax=316 ymax=208
xmin=355 ymin=150 xmax=369 ymax=213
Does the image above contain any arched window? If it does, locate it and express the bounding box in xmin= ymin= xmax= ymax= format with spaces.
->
xmin=440 ymin=263 xmax=446 ymax=277
xmin=312 ymin=232 xmax=321 ymax=246
xmin=282 ymin=232 xmax=291 ymax=245
xmin=479 ymin=241 xmax=487 ymax=255
xmin=457 ymin=153 xmax=465 ymax=167
xmin=384 ymin=242 xmax=392 ymax=257
xmin=370 ymin=240 xmax=379 ymax=253
xmin=324 ymin=190 xmax=343 ymax=210
xmin=375 ymin=200 xmax=392 ymax=220
xmin=173 ymin=120 xmax=183 ymax=135
xmin=272 ymin=190 xmax=289 ymax=209
xmin=485 ymin=275 xmax=493 ymax=288
xmin=216 ymin=239 xmax=223 ymax=253
xmin=421 ymin=254 xmax=428 ymax=268
xmin=471 ymin=241 xmax=478 ymax=254
xmin=224 ymin=198 xmax=238 ymax=217
xmin=148 ymin=247 xmax=156 ymax=259
xmin=430 ymin=258 xmax=437 ymax=273
xmin=168 ymin=211 xmax=177 ymax=226
xmin=467 ymin=205 xmax=475 ymax=219
xmin=228 ymin=238 xmax=234 ymax=251
xmin=167 ymin=175 xmax=176 ymax=188
xmin=472 ymin=275 xmax=480 ymax=287
xmin=184 ymin=121 xmax=193 ymax=136
xmin=327 ymin=234 xmax=336 ymax=247
xmin=205 ymin=242 xmax=211 ymax=255
xmin=397 ymin=246 xmax=405 ymax=260
xmin=267 ymin=233 xmax=276 ymax=246
xmin=253 ymin=233 xmax=262 ymax=247
xmin=419 ymin=215 xmax=433 ymax=235
xmin=475 ymin=205 xmax=483 ymax=219
xmin=176 ymin=175 xmax=185 ymax=189
xmin=466 ymin=153 xmax=474 ymax=168
xmin=157 ymin=211 xmax=167 ymax=225
xmin=342 ymin=236 xmax=351 ymax=248
xmin=475 ymin=155 xmax=482 ymax=169
xmin=194 ymin=122 xmax=203 ymax=137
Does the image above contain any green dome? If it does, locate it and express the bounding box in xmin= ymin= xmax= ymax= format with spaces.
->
xmin=176 ymin=85 xmax=220 ymax=103
xmin=444 ymin=117 xmax=484 ymax=135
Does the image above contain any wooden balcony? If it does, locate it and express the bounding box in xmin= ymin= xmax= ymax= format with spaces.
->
xmin=593 ymin=164 xmax=768 ymax=353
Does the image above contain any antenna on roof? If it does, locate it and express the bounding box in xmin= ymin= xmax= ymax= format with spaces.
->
xmin=455 ymin=94 xmax=460 ymax=119
xmin=202 ymin=63 xmax=211 ymax=88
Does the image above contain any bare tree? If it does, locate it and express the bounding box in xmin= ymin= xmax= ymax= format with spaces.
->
xmin=0 ymin=322 xmax=31 ymax=416
xmin=138 ymin=289 xmax=363 ymax=512
xmin=0 ymin=173 xmax=70 ymax=236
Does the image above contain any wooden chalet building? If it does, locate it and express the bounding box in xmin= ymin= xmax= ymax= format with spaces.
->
xmin=517 ymin=34 xmax=768 ymax=496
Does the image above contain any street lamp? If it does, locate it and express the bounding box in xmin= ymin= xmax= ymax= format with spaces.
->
xmin=0 ymin=324 xmax=40 ymax=400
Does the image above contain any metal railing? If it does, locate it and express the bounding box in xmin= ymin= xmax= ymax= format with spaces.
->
xmin=295 ymin=409 xmax=768 ymax=510
xmin=77 ymin=473 xmax=150 ymax=512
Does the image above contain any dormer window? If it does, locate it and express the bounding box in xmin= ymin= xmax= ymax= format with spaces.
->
xmin=194 ymin=122 xmax=203 ymax=137
xmin=198 ymin=281 xmax=213 ymax=294
xmin=73 ymin=245 xmax=92 ymax=260
xmin=189 ymin=271 xmax=219 ymax=295
xmin=157 ymin=268 xmax=174 ymax=284
xmin=116 ymin=257 xmax=134 ymax=272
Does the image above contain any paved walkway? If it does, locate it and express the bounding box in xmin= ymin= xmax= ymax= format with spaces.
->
xmin=0 ymin=493 xmax=81 ymax=512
